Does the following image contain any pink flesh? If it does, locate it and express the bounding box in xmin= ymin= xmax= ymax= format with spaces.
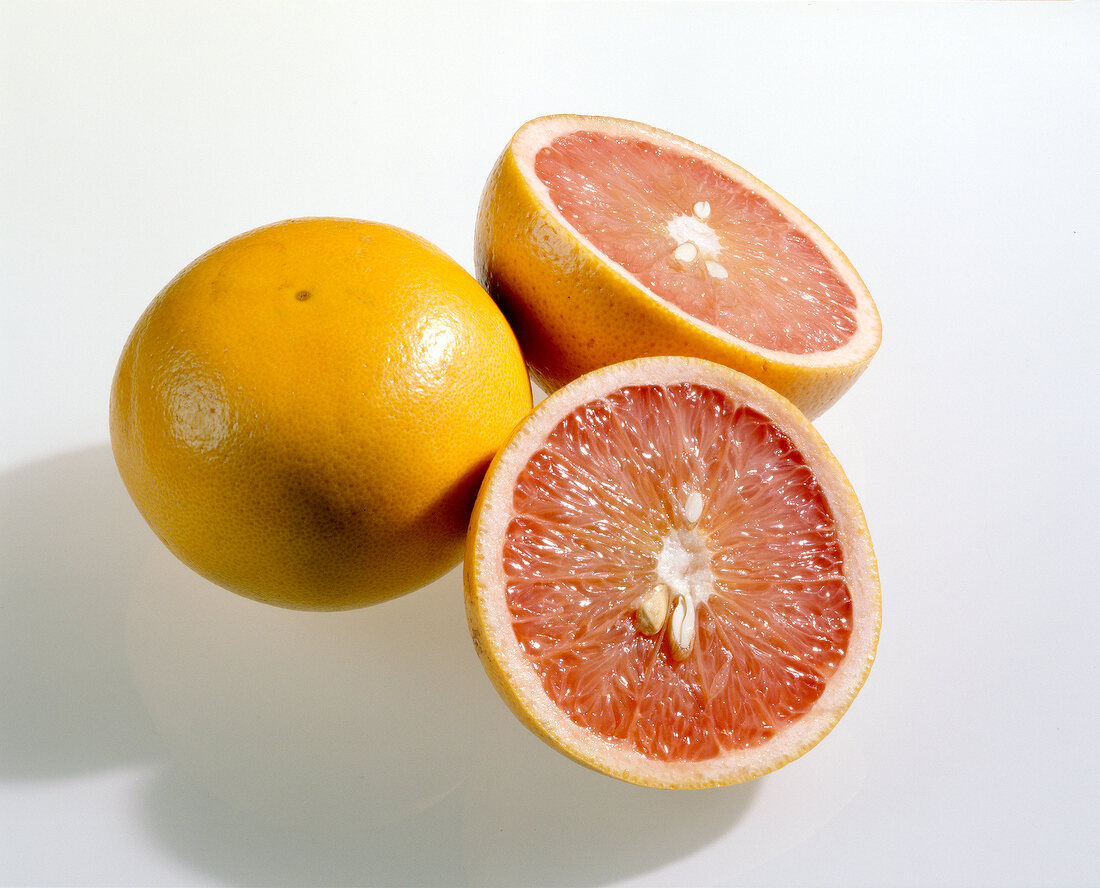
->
xmin=534 ymin=132 xmax=858 ymax=354
xmin=503 ymin=383 xmax=852 ymax=762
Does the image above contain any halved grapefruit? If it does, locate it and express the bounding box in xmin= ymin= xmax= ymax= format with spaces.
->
xmin=465 ymin=357 xmax=880 ymax=788
xmin=475 ymin=114 xmax=881 ymax=419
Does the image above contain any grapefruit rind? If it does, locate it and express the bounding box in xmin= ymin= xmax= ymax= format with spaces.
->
xmin=464 ymin=356 xmax=880 ymax=788
xmin=475 ymin=114 xmax=882 ymax=419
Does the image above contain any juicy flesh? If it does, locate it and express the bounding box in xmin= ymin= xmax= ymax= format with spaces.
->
xmin=503 ymin=384 xmax=852 ymax=762
xmin=534 ymin=132 xmax=858 ymax=354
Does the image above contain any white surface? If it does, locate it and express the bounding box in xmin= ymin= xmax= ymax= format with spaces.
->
xmin=2 ymin=2 xmax=1098 ymax=886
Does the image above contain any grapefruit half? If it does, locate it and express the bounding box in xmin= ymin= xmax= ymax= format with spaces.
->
xmin=465 ymin=357 xmax=880 ymax=788
xmin=475 ymin=114 xmax=881 ymax=419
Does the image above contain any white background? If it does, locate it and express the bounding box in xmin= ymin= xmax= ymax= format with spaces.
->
xmin=2 ymin=2 xmax=1098 ymax=886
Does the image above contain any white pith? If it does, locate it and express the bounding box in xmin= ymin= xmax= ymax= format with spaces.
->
xmin=667 ymin=202 xmax=731 ymax=282
xmin=510 ymin=114 xmax=881 ymax=369
xmin=650 ymin=489 xmax=714 ymax=659
xmin=468 ymin=356 xmax=881 ymax=788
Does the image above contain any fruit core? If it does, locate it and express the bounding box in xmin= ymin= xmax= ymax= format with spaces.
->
xmin=502 ymin=382 xmax=852 ymax=761
xmin=533 ymin=131 xmax=859 ymax=355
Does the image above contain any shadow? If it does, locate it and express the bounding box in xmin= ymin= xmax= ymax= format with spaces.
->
xmin=0 ymin=446 xmax=162 ymax=778
xmin=2 ymin=445 xmax=756 ymax=885
xmin=125 ymin=547 xmax=483 ymax=834
xmin=140 ymin=768 xmax=473 ymax=887
xmin=127 ymin=515 xmax=755 ymax=886
xmin=141 ymin=744 xmax=756 ymax=888
xmin=454 ymin=717 xmax=758 ymax=887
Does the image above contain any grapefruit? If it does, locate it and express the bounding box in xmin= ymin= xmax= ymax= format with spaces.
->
xmin=465 ymin=356 xmax=880 ymax=787
xmin=110 ymin=218 xmax=532 ymax=610
xmin=475 ymin=114 xmax=881 ymax=419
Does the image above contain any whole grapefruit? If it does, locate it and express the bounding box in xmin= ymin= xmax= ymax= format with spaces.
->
xmin=111 ymin=218 xmax=532 ymax=610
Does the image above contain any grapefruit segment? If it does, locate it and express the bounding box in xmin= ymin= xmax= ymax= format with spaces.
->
xmin=466 ymin=357 xmax=880 ymax=788
xmin=476 ymin=114 xmax=882 ymax=418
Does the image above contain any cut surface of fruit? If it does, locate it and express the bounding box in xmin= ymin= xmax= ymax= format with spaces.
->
xmin=476 ymin=114 xmax=881 ymax=418
xmin=465 ymin=357 xmax=879 ymax=788
xmin=534 ymin=131 xmax=858 ymax=355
